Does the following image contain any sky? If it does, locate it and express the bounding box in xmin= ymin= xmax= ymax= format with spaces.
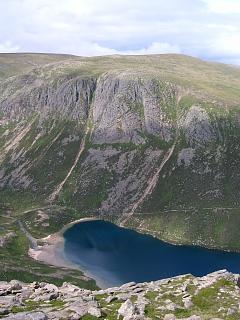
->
xmin=0 ymin=0 xmax=240 ymax=64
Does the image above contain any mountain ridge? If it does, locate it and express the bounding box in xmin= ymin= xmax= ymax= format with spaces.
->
xmin=1 ymin=53 xmax=240 ymax=285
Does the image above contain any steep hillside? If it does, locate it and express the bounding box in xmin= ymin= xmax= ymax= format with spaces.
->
xmin=1 ymin=53 xmax=240 ymax=282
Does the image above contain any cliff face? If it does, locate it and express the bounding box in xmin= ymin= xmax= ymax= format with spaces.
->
xmin=1 ymin=53 xmax=240 ymax=250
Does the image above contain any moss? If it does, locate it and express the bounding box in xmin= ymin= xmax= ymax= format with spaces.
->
xmin=130 ymin=295 xmax=138 ymax=303
xmin=145 ymin=304 xmax=159 ymax=319
xmin=192 ymin=278 xmax=235 ymax=312
xmin=145 ymin=291 xmax=159 ymax=301
xmin=11 ymin=306 xmax=28 ymax=313
xmin=11 ymin=300 xmax=41 ymax=313
xmin=47 ymin=299 xmax=66 ymax=309
xmin=95 ymin=293 xmax=108 ymax=301
xmin=77 ymin=315 xmax=100 ymax=320
xmin=174 ymin=308 xmax=192 ymax=317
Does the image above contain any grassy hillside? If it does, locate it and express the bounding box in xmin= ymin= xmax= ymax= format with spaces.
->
xmin=0 ymin=53 xmax=77 ymax=79
xmin=1 ymin=53 xmax=240 ymax=285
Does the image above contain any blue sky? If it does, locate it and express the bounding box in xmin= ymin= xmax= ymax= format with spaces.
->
xmin=0 ymin=0 xmax=240 ymax=64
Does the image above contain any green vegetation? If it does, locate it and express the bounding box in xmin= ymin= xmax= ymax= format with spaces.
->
xmin=127 ymin=208 xmax=240 ymax=251
xmin=0 ymin=209 xmax=98 ymax=289
xmin=11 ymin=300 xmax=41 ymax=313
xmin=1 ymin=52 xmax=240 ymax=289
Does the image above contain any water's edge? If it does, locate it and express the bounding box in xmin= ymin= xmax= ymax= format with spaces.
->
xmin=28 ymin=217 xmax=107 ymax=288
xmin=28 ymin=217 xmax=240 ymax=289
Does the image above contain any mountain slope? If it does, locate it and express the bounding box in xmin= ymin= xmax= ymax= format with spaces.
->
xmin=1 ymin=53 xmax=240 ymax=259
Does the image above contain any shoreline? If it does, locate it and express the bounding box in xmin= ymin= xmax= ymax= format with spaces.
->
xmin=28 ymin=215 xmax=239 ymax=290
xmin=28 ymin=217 xmax=105 ymax=288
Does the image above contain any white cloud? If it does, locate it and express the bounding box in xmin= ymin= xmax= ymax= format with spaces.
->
xmin=74 ymin=42 xmax=181 ymax=57
xmin=204 ymin=0 xmax=240 ymax=14
xmin=212 ymin=34 xmax=240 ymax=56
xmin=0 ymin=0 xmax=239 ymax=64
xmin=120 ymin=42 xmax=181 ymax=55
xmin=0 ymin=41 xmax=20 ymax=53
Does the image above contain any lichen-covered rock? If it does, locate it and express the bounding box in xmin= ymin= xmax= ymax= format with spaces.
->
xmin=118 ymin=299 xmax=139 ymax=320
xmin=4 ymin=311 xmax=48 ymax=320
xmin=87 ymin=306 xmax=102 ymax=317
xmin=0 ymin=271 xmax=239 ymax=319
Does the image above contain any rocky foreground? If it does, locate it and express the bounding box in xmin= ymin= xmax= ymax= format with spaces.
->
xmin=0 ymin=270 xmax=240 ymax=319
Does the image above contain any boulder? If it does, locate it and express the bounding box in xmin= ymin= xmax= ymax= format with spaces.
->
xmin=42 ymin=283 xmax=58 ymax=293
xmin=105 ymin=295 xmax=117 ymax=303
xmin=118 ymin=299 xmax=137 ymax=320
xmin=164 ymin=315 xmax=176 ymax=320
xmin=9 ymin=280 xmax=23 ymax=291
xmin=88 ymin=306 xmax=102 ymax=318
xmin=183 ymin=297 xmax=194 ymax=309
xmin=4 ymin=311 xmax=48 ymax=320
xmin=0 ymin=307 xmax=9 ymax=316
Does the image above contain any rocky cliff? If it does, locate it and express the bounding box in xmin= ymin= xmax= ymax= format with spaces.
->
xmin=1 ymin=53 xmax=240 ymax=284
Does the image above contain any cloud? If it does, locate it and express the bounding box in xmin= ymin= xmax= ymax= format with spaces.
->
xmin=0 ymin=0 xmax=239 ymax=64
xmin=212 ymin=34 xmax=240 ymax=56
xmin=70 ymin=42 xmax=181 ymax=57
xmin=0 ymin=41 xmax=20 ymax=53
xmin=122 ymin=42 xmax=181 ymax=55
xmin=204 ymin=0 xmax=240 ymax=14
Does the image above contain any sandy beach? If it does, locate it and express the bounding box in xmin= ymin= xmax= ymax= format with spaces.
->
xmin=28 ymin=217 xmax=101 ymax=284
xmin=28 ymin=232 xmax=70 ymax=269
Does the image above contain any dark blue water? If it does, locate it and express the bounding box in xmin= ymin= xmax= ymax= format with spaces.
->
xmin=63 ymin=220 xmax=240 ymax=288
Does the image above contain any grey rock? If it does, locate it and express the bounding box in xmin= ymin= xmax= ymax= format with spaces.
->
xmin=68 ymin=305 xmax=88 ymax=317
xmin=105 ymin=295 xmax=117 ymax=303
xmin=119 ymin=281 xmax=136 ymax=290
xmin=0 ymin=270 xmax=239 ymax=320
xmin=34 ymin=293 xmax=58 ymax=301
xmin=136 ymin=295 xmax=148 ymax=315
xmin=0 ymin=295 xmax=18 ymax=307
xmin=116 ymin=293 xmax=132 ymax=301
xmin=4 ymin=311 xmax=48 ymax=320
xmin=9 ymin=280 xmax=23 ymax=291
xmin=183 ymin=297 xmax=194 ymax=309
xmin=0 ymin=232 xmax=16 ymax=248
xmin=0 ymin=307 xmax=9 ymax=315
xmin=88 ymin=306 xmax=102 ymax=318
xmin=181 ymin=105 xmax=216 ymax=147
xmin=227 ymin=307 xmax=237 ymax=315
xmin=163 ymin=315 xmax=176 ymax=320
xmin=118 ymin=299 xmax=137 ymax=320
xmin=42 ymin=283 xmax=58 ymax=293
xmin=18 ymin=288 xmax=33 ymax=301
xmin=177 ymin=148 xmax=195 ymax=167
xmin=165 ymin=300 xmax=179 ymax=311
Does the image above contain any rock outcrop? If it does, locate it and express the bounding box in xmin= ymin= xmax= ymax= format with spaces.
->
xmin=0 ymin=270 xmax=239 ymax=319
